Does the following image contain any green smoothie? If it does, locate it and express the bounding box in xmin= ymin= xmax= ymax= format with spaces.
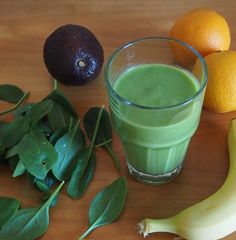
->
xmin=110 ymin=63 xmax=202 ymax=176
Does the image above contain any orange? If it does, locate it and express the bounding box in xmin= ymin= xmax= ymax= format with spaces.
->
xmin=170 ymin=9 xmax=231 ymax=65
xmin=193 ymin=50 xmax=236 ymax=113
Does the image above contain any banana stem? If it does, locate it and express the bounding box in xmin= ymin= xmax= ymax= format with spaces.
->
xmin=139 ymin=218 xmax=177 ymax=237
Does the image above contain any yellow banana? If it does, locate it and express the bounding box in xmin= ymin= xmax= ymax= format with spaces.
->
xmin=139 ymin=118 xmax=236 ymax=240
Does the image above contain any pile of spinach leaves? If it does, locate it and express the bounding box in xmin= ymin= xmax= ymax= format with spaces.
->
xmin=0 ymin=83 xmax=127 ymax=240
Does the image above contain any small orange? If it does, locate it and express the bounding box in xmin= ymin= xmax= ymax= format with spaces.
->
xmin=193 ymin=50 xmax=236 ymax=113
xmin=170 ymin=9 xmax=231 ymax=64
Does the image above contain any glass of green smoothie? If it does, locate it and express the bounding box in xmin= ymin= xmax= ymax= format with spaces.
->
xmin=104 ymin=37 xmax=207 ymax=185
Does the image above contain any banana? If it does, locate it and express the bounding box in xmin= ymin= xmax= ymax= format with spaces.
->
xmin=139 ymin=118 xmax=236 ymax=240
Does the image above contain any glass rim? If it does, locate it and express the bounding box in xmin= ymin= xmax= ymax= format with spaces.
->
xmin=104 ymin=36 xmax=208 ymax=110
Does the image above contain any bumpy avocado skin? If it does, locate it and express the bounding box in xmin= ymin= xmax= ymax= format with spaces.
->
xmin=43 ymin=24 xmax=104 ymax=85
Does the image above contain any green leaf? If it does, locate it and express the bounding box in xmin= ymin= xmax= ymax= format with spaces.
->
xmin=0 ymin=147 xmax=5 ymax=159
xmin=5 ymin=145 xmax=19 ymax=159
xmin=29 ymin=100 xmax=53 ymax=126
xmin=79 ymin=176 xmax=127 ymax=240
xmin=84 ymin=107 xmax=112 ymax=145
xmin=49 ymin=127 xmax=68 ymax=145
xmin=45 ymin=89 xmax=77 ymax=118
xmin=34 ymin=175 xmax=57 ymax=193
xmin=17 ymin=129 xmax=58 ymax=179
xmin=77 ymin=151 xmax=96 ymax=198
xmin=67 ymin=148 xmax=96 ymax=199
xmin=0 ymin=92 xmax=29 ymax=117
xmin=0 ymin=84 xmax=24 ymax=104
xmin=0 ymin=181 xmax=64 ymax=240
xmin=52 ymin=120 xmax=85 ymax=181
xmin=83 ymin=107 xmax=121 ymax=171
xmin=35 ymin=175 xmax=59 ymax=207
xmin=13 ymin=103 xmax=35 ymax=118
xmin=41 ymin=194 xmax=59 ymax=208
xmin=47 ymin=101 xmax=67 ymax=131
xmin=0 ymin=197 xmax=21 ymax=228
xmin=36 ymin=179 xmax=50 ymax=193
xmin=25 ymin=172 xmax=36 ymax=185
xmin=36 ymin=120 xmax=52 ymax=137
xmin=68 ymin=107 xmax=104 ymax=199
xmin=0 ymin=121 xmax=8 ymax=134
xmin=46 ymin=89 xmax=78 ymax=131
xmin=12 ymin=159 xmax=26 ymax=178
xmin=8 ymin=155 xmax=20 ymax=171
xmin=0 ymin=121 xmax=7 ymax=156
xmin=0 ymin=116 xmax=30 ymax=148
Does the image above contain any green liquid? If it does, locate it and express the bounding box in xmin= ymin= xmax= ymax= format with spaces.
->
xmin=110 ymin=64 xmax=202 ymax=175
xmin=114 ymin=64 xmax=198 ymax=108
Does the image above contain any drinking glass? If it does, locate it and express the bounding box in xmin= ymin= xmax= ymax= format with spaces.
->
xmin=104 ymin=37 xmax=207 ymax=185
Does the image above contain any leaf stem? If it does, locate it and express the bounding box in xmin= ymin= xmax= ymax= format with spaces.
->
xmin=46 ymin=180 xmax=65 ymax=206
xmin=77 ymin=108 xmax=105 ymax=239
xmin=71 ymin=118 xmax=80 ymax=140
xmin=105 ymin=143 xmax=121 ymax=172
xmin=34 ymin=181 xmax=65 ymax=221
xmin=0 ymin=91 xmax=30 ymax=116
xmin=79 ymin=225 xmax=95 ymax=240
xmin=94 ymin=139 xmax=112 ymax=148
xmin=62 ymin=118 xmax=80 ymax=164
xmin=86 ymin=106 xmax=104 ymax=162
xmin=54 ymin=79 xmax=58 ymax=90
xmin=68 ymin=117 xmax=74 ymax=131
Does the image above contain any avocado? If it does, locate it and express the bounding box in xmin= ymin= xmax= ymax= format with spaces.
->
xmin=43 ymin=24 xmax=104 ymax=85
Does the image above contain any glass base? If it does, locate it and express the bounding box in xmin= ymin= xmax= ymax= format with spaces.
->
xmin=127 ymin=162 xmax=183 ymax=185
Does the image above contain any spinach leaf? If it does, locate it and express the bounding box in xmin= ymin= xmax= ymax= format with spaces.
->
xmin=13 ymin=103 xmax=35 ymax=118
xmin=46 ymin=88 xmax=78 ymax=131
xmin=67 ymin=148 xmax=96 ymax=199
xmin=83 ymin=107 xmax=112 ymax=145
xmin=34 ymin=175 xmax=57 ymax=194
xmin=41 ymin=194 xmax=58 ymax=208
xmin=0 ymin=84 xmax=24 ymax=104
xmin=52 ymin=120 xmax=85 ymax=181
xmin=5 ymin=145 xmax=19 ymax=159
xmin=0 ymin=121 xmax=8 ymax=134
xmin=0 ymin=197 xmax=21 ymax=228
xmin=0 ymin=147 xmax=5 ymax=160
xmin=0 ymin=181 xmax=64 ymax=240
xmin=17 ymin=129 xmax=58 ymax=179
xmin=68 ymin=107 xmax=104 ymax=199
xmin=74 ymin=150 xmax=96 ymax=198
xmin=37 ymin=175 xmax=59 ymax=208
xmin=0 ymin=116 xmax=30 ymax=148
xmin=36 ymin=120 xmax=52 ymax=138
xmin=29 ymin=99 xmax=53 ymax=126
xmin=35 ymin=178 xmax=59 ymax=207
xmin=12 ymin=159 xmax=26 ymax=178
xmin=0 ymin=121 xmax=6 ymax=156
xmin=45 ymin=89 xmax=77 ymax=118
xmin=47 ymin=101 xmax=67 ymax=131
xmin=8 ymin=155 xmax=20 ymax=171
xmin=79 ymin=176 xmax=127 ymax=240
xmin=49 ymin=127 xmax=68 ymax=145
xmin=0 ymin=121 xmax=7 ymax=156
xmin=35 ymin=179 xmax=50 ymax=195
xmin=0 ymin=92 xmax=29 ymax=117
xmin=83 ymin=107 xmax=121 ymax=171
